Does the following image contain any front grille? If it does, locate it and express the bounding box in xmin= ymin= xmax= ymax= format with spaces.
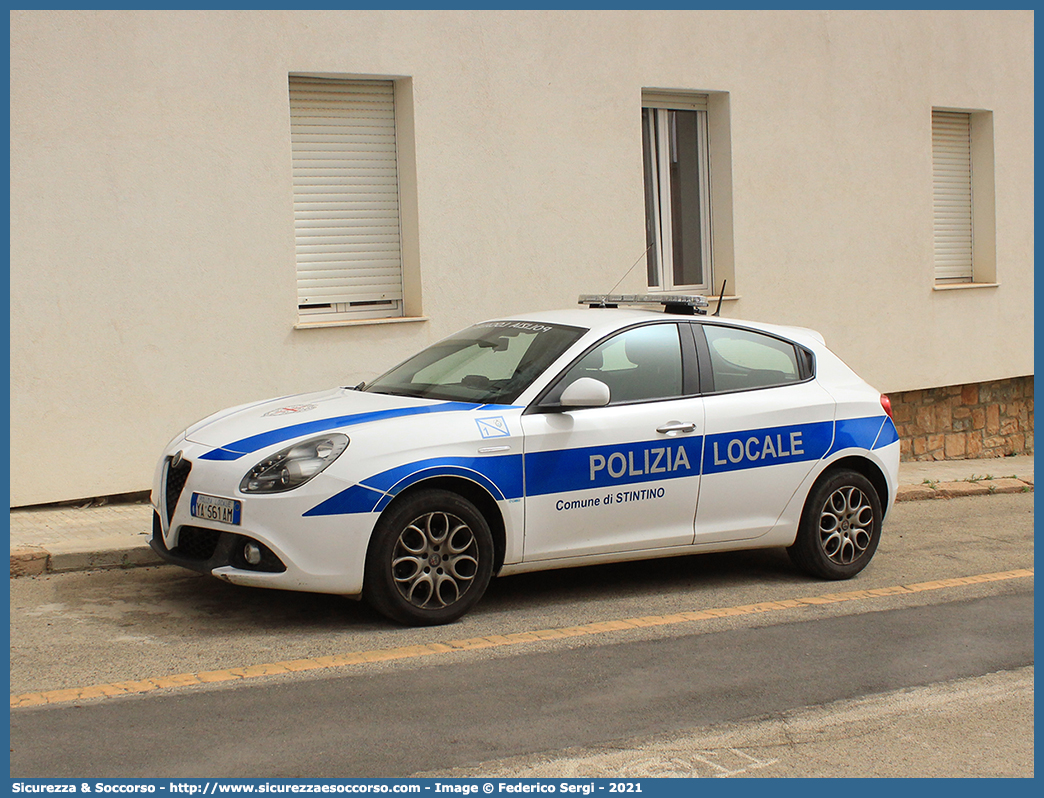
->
xmin=172 ymin=526 xmax=221 ymax=561
xmin=164 ymin=456 xmax=192 ymax=524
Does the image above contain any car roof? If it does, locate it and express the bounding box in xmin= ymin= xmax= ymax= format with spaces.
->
xmin=484 ymin=307 xmax=826 ymax=349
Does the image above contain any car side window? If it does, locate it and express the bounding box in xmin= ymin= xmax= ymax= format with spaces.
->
xmin=557 ymin=324 xmax=684 ymax=404
xmin=703 ymin=325 xmax=804 ymax=392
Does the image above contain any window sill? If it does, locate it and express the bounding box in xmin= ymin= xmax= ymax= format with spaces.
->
xmin=696 ymin=294 xmax=740 ymax=310
xmin=932 ymin=282 xmax=999 ymax=292
xmin=294 ymin=316 xmax=429 ymax=330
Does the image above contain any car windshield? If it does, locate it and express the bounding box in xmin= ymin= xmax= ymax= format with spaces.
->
xmin=365 ymin=320 xmax=586 ymax=405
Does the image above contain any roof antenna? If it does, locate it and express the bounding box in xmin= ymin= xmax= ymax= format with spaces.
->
xmin=602 ymin=243 xmax=654 ymax=301
xmin=712 ymin=280 xmax=727 ymax=317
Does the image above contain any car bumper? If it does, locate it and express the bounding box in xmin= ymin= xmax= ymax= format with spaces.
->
xmin=151 ymin=440 xmax=376 ymax=596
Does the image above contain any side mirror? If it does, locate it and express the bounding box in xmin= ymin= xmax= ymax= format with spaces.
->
xmin=559 ymin=377 xmax=611 ymax=408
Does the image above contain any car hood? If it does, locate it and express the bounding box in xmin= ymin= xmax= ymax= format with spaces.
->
xmin=183 ymin=388 xmax=480 ymax=461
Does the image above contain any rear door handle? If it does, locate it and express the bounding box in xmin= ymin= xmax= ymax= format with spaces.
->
xmin=657 ymin=420 xmax=697 ymax=435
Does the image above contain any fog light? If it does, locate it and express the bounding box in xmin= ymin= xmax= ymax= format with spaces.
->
xmin=243 ymin=542 xmax=263 ymax=566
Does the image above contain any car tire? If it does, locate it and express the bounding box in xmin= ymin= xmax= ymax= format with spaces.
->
xmin=788 ymin=469 xmax=882 ymax=580
xmin=364 ymin=489 xmax=494 ymax=626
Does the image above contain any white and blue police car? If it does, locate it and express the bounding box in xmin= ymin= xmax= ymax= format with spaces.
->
xmin=152 ymin=295 xmax=899 ymax=625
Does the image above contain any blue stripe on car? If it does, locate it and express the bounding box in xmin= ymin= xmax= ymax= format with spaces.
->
xmin=873 ymin=417 xmax=900 ymax=449
xmin=826 ymin=416 xmax=886 ymax=457
xmin=303 ymin=455 xmax=524 ymax=517
xmin=199 ymin=402 xmax=480 ymax=461
xmin=301 ymin=484 xmax=387 ymax=516
xmin=525 ymin=439 xmax=702 ymax=496
xmin=702 ymin=420 xmax=834 ymax=475
xmin=301 ymin=415 xmax=891 ymax=517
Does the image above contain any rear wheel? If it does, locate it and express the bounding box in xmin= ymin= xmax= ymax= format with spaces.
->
xmin=788 ymin=469 xmax=882 ymax=580
xmin=364 ymin=489 xmax=494 ymax=626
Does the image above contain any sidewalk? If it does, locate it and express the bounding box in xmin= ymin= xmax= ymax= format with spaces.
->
xmin=8 ymin=456 xmax=1034 ymax=578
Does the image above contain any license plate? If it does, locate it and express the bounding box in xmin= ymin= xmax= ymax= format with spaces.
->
xmin=190 ymin=493 xmax=242 ymax=526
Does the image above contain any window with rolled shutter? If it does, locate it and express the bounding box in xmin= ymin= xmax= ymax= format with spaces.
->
xmin=932 ymin=110 xmax=973 ymax=283
xmin=290 ymin=76 xmax=404 ymax=320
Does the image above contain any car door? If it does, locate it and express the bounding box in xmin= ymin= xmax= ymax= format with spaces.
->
xmin=693 ymin=322 xmax=835 ymax=543
xmin=520 ymin=322 xmax=705 ymax=562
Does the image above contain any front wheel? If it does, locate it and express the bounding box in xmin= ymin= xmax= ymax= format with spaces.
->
xmin=788 ymin=469 xmax=882 ymax=580
xmin=364 ymin=489 xmax=494 ymax=626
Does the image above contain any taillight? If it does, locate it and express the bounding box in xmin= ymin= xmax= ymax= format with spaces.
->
xmin=880 ymin=394 xmax=893 ymax=418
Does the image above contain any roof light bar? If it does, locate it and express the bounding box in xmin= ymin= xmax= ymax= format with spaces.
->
xmin=578 ymin=293 xmax=710 ymax=315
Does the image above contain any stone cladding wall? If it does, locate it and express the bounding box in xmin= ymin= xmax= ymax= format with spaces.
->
xmin=890 ymin=376 xmax=1034 ymax=461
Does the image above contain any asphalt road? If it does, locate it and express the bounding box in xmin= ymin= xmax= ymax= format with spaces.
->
xmin=9 ymin=493 xmax=1035 ymax=777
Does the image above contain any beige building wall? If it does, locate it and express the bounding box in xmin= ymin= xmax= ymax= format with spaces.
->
xmin=9 ymin=10 xmax=1034 ymax=506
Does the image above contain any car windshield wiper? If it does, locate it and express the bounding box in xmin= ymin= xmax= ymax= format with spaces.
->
xmin=364 ymin=385 xmax=414 ymax=397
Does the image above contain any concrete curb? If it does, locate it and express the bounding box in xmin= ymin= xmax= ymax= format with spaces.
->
xmin=11 ymin=540 xmax=163 ymax=578
xmin=895 ymin=477 xmax=1034 ymax=502
xmin=9 ymin=481 xmax=1033 ymax=578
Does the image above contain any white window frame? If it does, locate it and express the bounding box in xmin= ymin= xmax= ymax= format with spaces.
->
xmin=642 ymin=92 xmax=713 ymax=294
xmin=290 ymin=75 xmax=405 ymax=322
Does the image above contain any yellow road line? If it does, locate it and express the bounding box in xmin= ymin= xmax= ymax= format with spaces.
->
xmin=11 ymin=568 xmax=1033 ymax=709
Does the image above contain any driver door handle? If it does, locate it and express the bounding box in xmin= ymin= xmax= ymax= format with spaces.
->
xmin=657 ymin=420 xmax=697 ymax=435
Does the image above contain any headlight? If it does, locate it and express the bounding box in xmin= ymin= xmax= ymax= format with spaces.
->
xmin=240 ymin=433 xmax=349 ymax=494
